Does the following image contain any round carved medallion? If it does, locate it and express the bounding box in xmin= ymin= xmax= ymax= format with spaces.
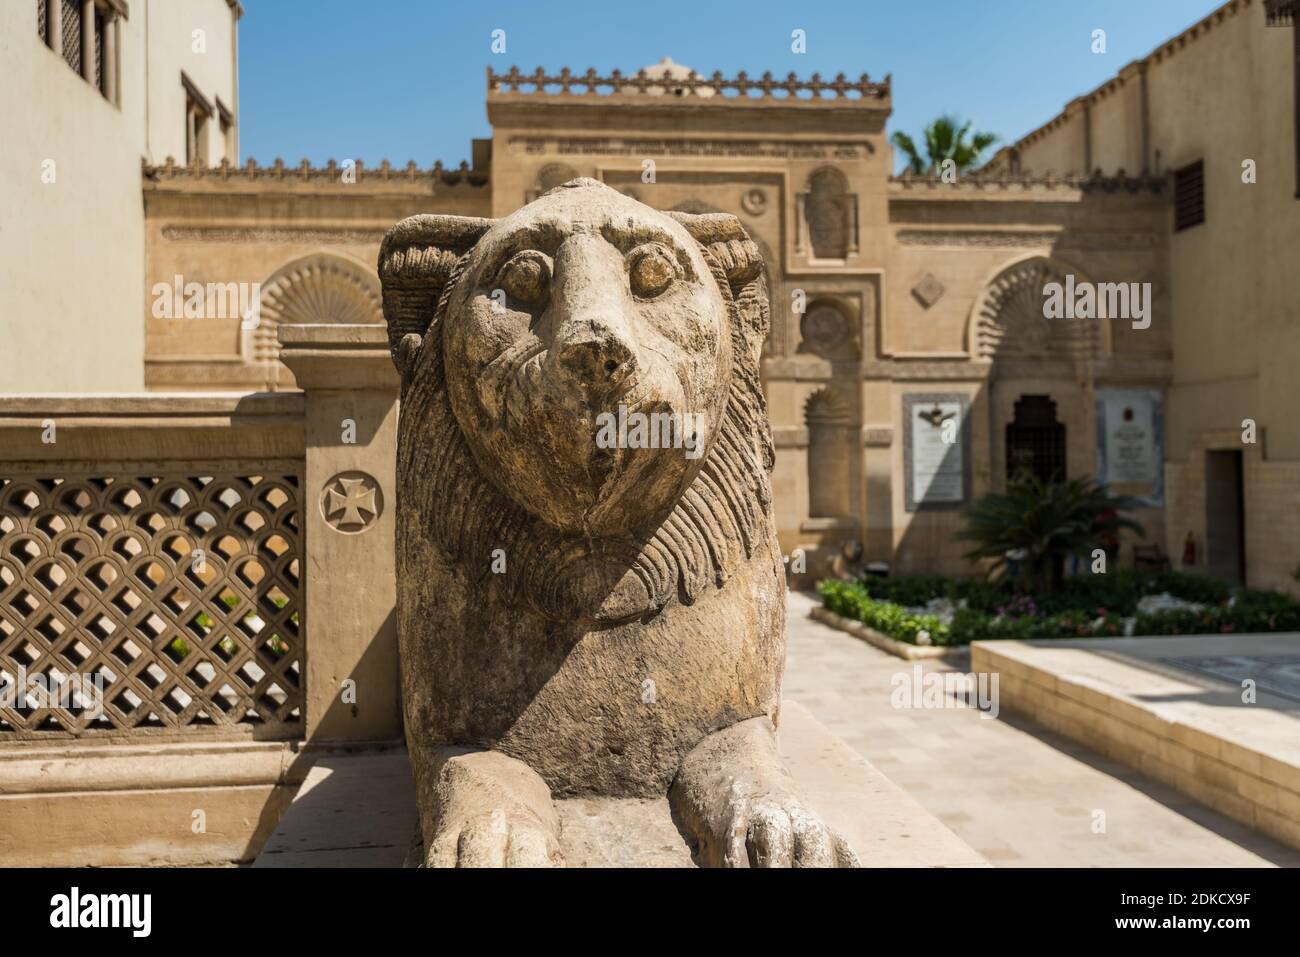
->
xmin=803 ymin=306 xmax=847 ymax=346
xmin=740 ymin=188 xmax=768 ymax=216
xmin=320 ymin=471 xmax=383 ymax=534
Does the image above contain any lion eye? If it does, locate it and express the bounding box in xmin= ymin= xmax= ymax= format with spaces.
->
xmin=496 ymin=250 xmax=552 ymax=307
xmin=627 ymin=244 xmax=678 ymax=299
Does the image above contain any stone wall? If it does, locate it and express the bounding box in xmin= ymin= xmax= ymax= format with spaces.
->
xmin=0 ymin=381 xmax=403 ymax=864
xmin=986 ymin=0 xmax=1300 ymax=594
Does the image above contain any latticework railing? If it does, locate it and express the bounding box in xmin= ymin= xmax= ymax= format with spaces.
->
xmin=0 ymin=472 xmax=303 ymax=739
xmin=488 ymin=65 xmax=890 ymax=100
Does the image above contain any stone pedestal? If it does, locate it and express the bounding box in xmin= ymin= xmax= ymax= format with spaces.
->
xmin=253 ymin=700 xmax=989 ymax=867
xmin=279 ymin=323 xmax=402 ymax=743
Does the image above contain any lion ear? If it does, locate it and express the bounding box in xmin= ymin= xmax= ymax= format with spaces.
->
xmin=378 ymin=215 xmax=494 ymax=378
xmin=666 ymin=211 xmax=764 ymax=290
xmin=667 ymin=211 xmax=769 ymax=366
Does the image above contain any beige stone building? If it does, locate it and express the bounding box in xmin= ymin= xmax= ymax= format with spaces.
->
xmin=4 ymin=0 xmax=1296 ymax=591
xmin=1 ymin=0 xmax=241 ymax=393
xmin=137 ymin=58 xmax=1177 ymax=584
xmin=2 ymin=0 xmax=1298 ymax=867
xmin=9 ymin=0 xmax=1300 ymax=590
xmin=987 ymin=0 xmax=1300 ymax=593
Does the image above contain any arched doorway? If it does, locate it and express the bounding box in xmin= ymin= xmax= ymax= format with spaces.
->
xmin=968 ymin=255 xmax=1103 ymax=489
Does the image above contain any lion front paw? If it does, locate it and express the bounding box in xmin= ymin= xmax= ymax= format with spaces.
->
xmin=426 ymin=807 xmax=564 ymax=868
xmin=418 ymin=749 xmax=564 ymax=868
xmin=670 ymin=717 xmax=860 ymax=868
xmin=718 ymin=789 xmax=859 ymax=868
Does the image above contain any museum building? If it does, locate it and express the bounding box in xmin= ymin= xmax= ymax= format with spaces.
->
xmin=4 ymin=0 xmax=1299 ymax=592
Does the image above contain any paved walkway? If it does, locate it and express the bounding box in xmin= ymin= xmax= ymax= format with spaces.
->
xmin=783 ymin=591 xmax=1300 ymax=867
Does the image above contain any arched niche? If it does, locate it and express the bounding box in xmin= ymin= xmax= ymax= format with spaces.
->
xmin=967 ymin=255 xmax=1107 ymax=364
xmin=799 ymin=166 xmax=857 ymax=261
xmin=805 ymin=387 xmax=854 ymax=518
xmin=250 ymin=252 xmax=382 ymax=364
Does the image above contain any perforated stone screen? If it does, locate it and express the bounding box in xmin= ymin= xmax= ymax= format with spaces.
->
xmin=0 ymin=472 xmax=303 ymax=739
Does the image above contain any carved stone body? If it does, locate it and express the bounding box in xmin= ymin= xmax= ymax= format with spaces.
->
xmin=380 ymin=179 xmax=855 ymax=866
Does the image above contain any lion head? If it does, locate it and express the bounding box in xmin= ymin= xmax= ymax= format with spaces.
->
xmin=380 ymin=178 xmax=776 ymax=624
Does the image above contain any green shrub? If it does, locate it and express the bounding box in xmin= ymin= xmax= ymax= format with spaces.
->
xmin=818 ymin=579 xmax=955 ymax=646
xmin=957 ymin=473 xmax=1143 ymax=594
xmin=819 ymin=571 xmax=1300 ymax=646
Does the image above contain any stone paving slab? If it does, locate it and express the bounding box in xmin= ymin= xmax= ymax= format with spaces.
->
xmin=973 ymin=633 xmax=1300 ymax=851
xmin=784 ymin=591 xmax=1300 ymax=867
xmin=254 ymin=753 xmax=416 ymax=868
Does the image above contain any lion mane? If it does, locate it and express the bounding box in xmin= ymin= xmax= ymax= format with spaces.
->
xmin=379 ymin=189 xmax=776 ymax=623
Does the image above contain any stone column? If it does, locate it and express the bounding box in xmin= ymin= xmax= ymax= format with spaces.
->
xmin=80 ymin=0 xmax=94 ymax=83
xmin=278 ymin=323 xmax=403 ymax=743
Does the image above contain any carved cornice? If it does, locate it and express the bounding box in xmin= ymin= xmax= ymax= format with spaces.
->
xmin=142 ymin=157 xmax=489 ymax=189
xmin=890 ymin=170 xmax=1167 ymax=194
xmin=487 ymin=65 xmax=889 ymax=101
xmin=894 ymin=229 xmax=1160 ymax=250
xmin=516 ymin=136 xmax=868 ymax=159
xmin=160 ymin=226 xmax=387 ymax=244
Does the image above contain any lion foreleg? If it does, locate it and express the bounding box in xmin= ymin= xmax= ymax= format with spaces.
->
xmin=669 ymin=717 xmax=859 ymax=868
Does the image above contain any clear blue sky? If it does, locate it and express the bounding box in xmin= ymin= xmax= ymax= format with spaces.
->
xmin=239 ymin=0 xmax=1223 ymax=171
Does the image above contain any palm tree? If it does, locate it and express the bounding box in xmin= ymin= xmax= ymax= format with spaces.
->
xmin=956 ymin=474 xmax=1143 ymax=594
xmin=891 ymin=115 xmax=1000 ymax=175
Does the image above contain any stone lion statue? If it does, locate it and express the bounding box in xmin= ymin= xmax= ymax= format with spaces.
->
xmin=378 ymin=178 xmax=856 ymax=867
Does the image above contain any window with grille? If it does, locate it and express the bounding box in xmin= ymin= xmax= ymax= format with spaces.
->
xmin=60 ymin=0 xmax=81 ymax=73
xmin=217 ymin=98 xmax=237 ymax=164
xmin=93 ymin=5 xmax=105 ymax=91
xmin=37 ymin=1 xmax=119 ymax=104
xmin=183 ymin=73 xmax=215 ymax=165
xmin=1174 ymin=160 xmax=1205 ymax=231
xmin=1006 ymin=395 xmax=1066 ymax=485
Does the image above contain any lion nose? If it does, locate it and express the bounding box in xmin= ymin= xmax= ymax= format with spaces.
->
xmin=556 ymin=322 xmax=636 ymax=386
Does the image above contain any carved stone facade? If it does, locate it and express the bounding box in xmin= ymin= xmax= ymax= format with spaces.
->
xmin=138 ymin=58 xmax=1181 ymax=582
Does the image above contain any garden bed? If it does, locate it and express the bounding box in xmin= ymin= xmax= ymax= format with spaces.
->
xmin=817 ymin=569 xmax=1300 ymax=648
